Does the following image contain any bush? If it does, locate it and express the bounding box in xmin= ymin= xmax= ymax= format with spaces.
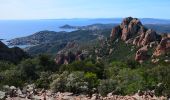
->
xmin=66 ymin=71 xmax=88 ymax=93
xmin=84 ymin=72 xmax=99 ymax=94
xmin=18 ymin=59 xmax=39 ymax=81
xmin=35 ymin=72 xmax=51 ymax=89
xmin=50 ymin=71 xmax=69 ymax=92
xmin=98 ymin=79 xmax=118 ymax=96
xmin=147 ymin=64 xmax=170 ymax=97
xmin=116 ymin=68 xmax=146 ymax=95
xmin=105 ymin=61 xmax=128 ymax=79
xmin=0 ymin=69 xmax=24 ymax=87
xmin=0 ymin=61 xmax=15 ymax=71
xmin=37 ymin=54 xmax=58 ymax=72
xmin=59 ymin=60 xmax=104 ymax=78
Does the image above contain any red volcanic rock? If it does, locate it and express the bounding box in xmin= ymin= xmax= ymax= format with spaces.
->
xmin=128 ymin=18 xmax=142 ymax=34
xmin=55 ymin=51 xmax=86 ymax=65
xmin=121 ymin=18 xmax=142 ymax=41
xmin=121 ymin=25 xmax=129 ymax=41
xmin=110 ymin=17 xmax=143 ymax=41
xmin=109 ymin=17 xmax=169 ymax=63
xmin=135 ymin=45 xmax=149 ymax=63
xmin=140 ymin=29 xmax=158 ymax=46
xmin=120 ymin=17 xmax=133 ymax=29
xmin=133 ymin=36 xmax=140 ymax=45
xmin=153 ymin=35 xmax=170 ymax=57
xmin=110 ymin=26 xmax=121 ymax=40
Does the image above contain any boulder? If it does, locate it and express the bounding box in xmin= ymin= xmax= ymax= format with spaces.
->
xmin=0 ymin=91 xmax=5 ymax=99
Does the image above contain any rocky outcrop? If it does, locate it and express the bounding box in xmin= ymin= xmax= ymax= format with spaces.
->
xmin=120 ymin=17 xmax=142 ymax=41
xmin=110 ymin=17 xmax=169 ymax=63
xmin=0 ymin=41 xmax=29 ymax=63
xmin=153 ymin=34 xmax=170 ymax=57
xmin=135 ymin=45 xmax=150 ymax=63
xmin=55 ymin=51 xmax=87 ymax=65
xmin=111 ymin=17 xmax=161 ymax=46
xmin=110 ymin=26 xmax=121 ymax=40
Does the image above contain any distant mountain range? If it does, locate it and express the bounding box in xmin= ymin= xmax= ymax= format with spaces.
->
xmin=47 ymin=18 xmax=170 ymax=24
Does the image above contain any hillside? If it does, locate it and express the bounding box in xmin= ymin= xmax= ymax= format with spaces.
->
xmin=0 ymin=41 xmax=29 ymax=63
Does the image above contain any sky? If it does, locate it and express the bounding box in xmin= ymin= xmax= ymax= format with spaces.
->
xmin=0 ymin=0 xmax=170 ymax=19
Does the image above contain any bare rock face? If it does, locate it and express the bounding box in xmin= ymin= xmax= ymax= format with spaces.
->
xmin=110 ymin=17 xmax=161 ymax=46
xmin=110 ymin=26 xmax=121 ymax=40
xmin=109 ymin=17 xmax=169 ymax=63
xmin=135 ymin=45 xmax=149 ymax=63
xmin=140 ymin=29 xmax=158 ymax=46
xmin=153 ymin=35 xmax=170 ymax=57
xmin=120 ymin=17 xmax=142 ymax=41
xmin=55 ymin=51 xmax=86 ymax=65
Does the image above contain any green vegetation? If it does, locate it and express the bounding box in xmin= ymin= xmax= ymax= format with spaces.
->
xmin=0 ymin=54 xmax=169 ymax=97
xmin=1 ymin=25 xmax=170 ymax=97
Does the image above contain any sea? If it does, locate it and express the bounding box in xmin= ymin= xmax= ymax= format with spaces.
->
xmin=1 ymin=18 xmax=169 ymax=47
xmin=0 ymin=19 xmax=118 ymax=41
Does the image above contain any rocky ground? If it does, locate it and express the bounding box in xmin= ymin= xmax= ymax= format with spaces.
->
xmin=0 ymin=85 xmax=168 ymax=100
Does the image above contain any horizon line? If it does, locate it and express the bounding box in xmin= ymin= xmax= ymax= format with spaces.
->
xmin=0 ymin=17 xmax=170 ymax=21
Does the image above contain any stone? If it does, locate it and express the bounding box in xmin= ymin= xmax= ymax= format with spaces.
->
xmin=0 ymin=91 xmax=5 ymax=99
xmin=10 ymin=86 xmax=16 ymax=90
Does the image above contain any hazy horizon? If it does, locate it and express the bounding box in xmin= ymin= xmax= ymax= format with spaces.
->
xmin=0 ymin=0 xmax=170 ymax=20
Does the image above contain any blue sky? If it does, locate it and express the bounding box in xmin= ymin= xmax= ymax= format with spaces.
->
xmin=0 ymin=0 xmax=169 ymax=19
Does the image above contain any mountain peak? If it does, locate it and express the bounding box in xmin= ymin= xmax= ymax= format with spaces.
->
xmin=110 ymin=17 xmax=169 ymax=63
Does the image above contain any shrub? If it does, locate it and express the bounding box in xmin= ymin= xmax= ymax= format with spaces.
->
xmin=147 ymin=64 xmax=170 ymax=97
xmin=116 ymin=68 xmax=145 ymax=95
xmin=105 ymin=61 xmax=128 ymax=79
xmin=84 ymin=72 xmax=99 ymax=94
xmin=0 ymin=61 xmax=15 ymax=71
xmin=18 ymin=59 xmax=39 ymax=81
xmin=66 ymin=71 xmax=88 ymax=93
xmin=98 ymin=79 xmax=118 ymax=96
xmin=0 ymin=69 xmax=24 ymax=87
xmin=38 ymin=54 xmax=58 ymax=71
xmin=50 ymin=71 xmax=69 ymax=92
xmin=35 ymin=72 xmax=51 ymax=89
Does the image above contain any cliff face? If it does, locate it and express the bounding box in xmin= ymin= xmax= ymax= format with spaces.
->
xmin=0 ymin=41 xmax=29 ymax=63
xmin=110 ymin=17 xmax=169 ymax=63
xmin=55 ymin=51 xmax=86 ymax=65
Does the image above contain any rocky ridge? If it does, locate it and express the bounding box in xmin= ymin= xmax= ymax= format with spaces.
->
xmin=110 ymin=17 xmax=170 ymax=63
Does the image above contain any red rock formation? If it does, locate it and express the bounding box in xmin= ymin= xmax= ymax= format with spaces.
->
xmin=110 ymin=17 xmax=167 ymax=63
xmin=55 ymin=51 xmax=86 ymax=65
xmin=140 ymin=29 xmax=158 ymax=46
xmin=110 ymin=26 xmax=121 ymax=40
xmin=153 ymin=35 xmax=170 ymax=57
xmin=135 ymin=45 xmax=149 ymax=63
